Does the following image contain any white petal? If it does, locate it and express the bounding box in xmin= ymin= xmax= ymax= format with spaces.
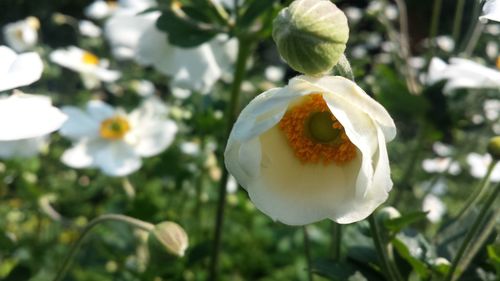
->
xmin=60 ymin=106 xmax=100 ymax=140
xmin=104 ymin=11 xmax=158 ymax=60
xmin=132 ymin=120 xmax=177 ymax=157
xmin=334 ymin=126 xmax=392 ymax=223
xmin=61 ymin=139 xmax=105 ymax=168
xmin=0 ymin=93 xmax=67 ymax=141
xmin=293 ymin=75 xmax=397 ymax=142
xmin=480 ymin=0 xmax=500 ymax=22
xmin=86 ymin=100 xmax=115 ymax=122
xmin=0 ymin=136 xmax=46 ymax=159
xmin=94 ymin=141 xmax=142 ymax=177
xmin=245 ymin=126 xmax=361 ymax=225
xmin=0 ymin=47 xmax=43 ymax=92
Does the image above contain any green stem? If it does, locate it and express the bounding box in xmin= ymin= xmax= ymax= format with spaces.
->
xmin=429 ymin=0 xmax=443 ymax=46
xmin=454 ymin=160 xmax=497 ymax=221
xmin=303 ymin=226 xmax=314 ymax=281
xmin=331 ymin=222 xmax=342 ymax=261
xmin=368 ymin=215 xmax=401 ymax=281
xmin=445 ymin=182 xmax=500 ymax=281
xmin=208 ymin=37 xmax=253 ymax=281
xmin=53 ymin=214 xmax=154 ymax=281
xmin=452 ymin=0 xmax=466 ymax=43
xmin=458 ymin=0 xmax=482 ymax=54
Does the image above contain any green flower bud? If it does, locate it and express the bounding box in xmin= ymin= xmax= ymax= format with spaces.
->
xmin=487 ymin=136 xmax=500 ymax=160
xmin=376 ymin=206 xmax=401 ymax=224
xmin=272 ymin=0 xmax=349 ymax=76
xmin=148 ymin=222 xmax=188 ymax=257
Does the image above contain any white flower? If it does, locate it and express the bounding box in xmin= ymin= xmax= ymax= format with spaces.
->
xmin=432 ymin=141 xmax=454 ymax=157
xmin=104 ymin=10 xmax=237 ymax=93
xmin=84 ymin=0 xmax=117 ymax=20
xmin=2 ymin=17 xmax=39 ymax=52
xmin=480 ymin=0 xmax=500 ymax=22
xmin=224 ymin=75 xmax=396 ymax=225
xmin=264 ymin=66 xmax=285 ymax=83
xmin=60 ymin=97 xmax=177 ymax=177
xmin=466 ymin=152 xmax=500 ymax=182
xmin=344 ymin=7 xmax=363 ymax=24
xmin=435 ymin=36 xmax=455 ymax=52
xmin=0 ymin=137 xmax=47 ymax=159
xmin=422 ymin=157 xmax=461 ymax=175
xmin=131 ymin=80 xmax=155 ymax=97
xmin=50 ymin=46 xmax=121 ymax=88
xmin=0 ymin=46 xmax=43 ymax=92
xmin=422 ymin=194 xmax=446 ymax=223
xmin=79 ymin=20 xmax=102 ymax=37
xmin=0 ymin=92 xmax=67 ymax=141
xmin=484 ymin=99 xmax=500 ymax=121
xmin=427 ymin=57 xmax=500 ymax=93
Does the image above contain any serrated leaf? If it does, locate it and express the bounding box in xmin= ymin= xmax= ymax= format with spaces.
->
xmin=384 ymin=211 xmax=428 ymax=232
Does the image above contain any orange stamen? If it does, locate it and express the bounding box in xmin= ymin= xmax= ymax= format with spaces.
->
xmin=100 ymin=116 xmax=130 ymax=140
xmin=278 ymin=93 xmax=357 ymax=165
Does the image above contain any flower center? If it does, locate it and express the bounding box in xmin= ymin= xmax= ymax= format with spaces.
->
xmin=82 ymin=51 xmax=100 ymax=65
xmin=99 ymin=116 xmax=130 ymax=140
xmin=278 ymin=93 xmax=357 ymax=165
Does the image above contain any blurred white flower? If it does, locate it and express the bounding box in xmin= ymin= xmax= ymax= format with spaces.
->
xmin=480 ymin=0 xmax=500 ymax=22
xmin=2 ymin=17 xmax=39 ymax=52
xmin=60 ymin=97 xmax=177 ymax=177
xmin=104 ymin=9 xmax=237 ymax=93
xmin=422 ymin=157 xmax=461 ymax=175
xmin=422 ymin=194 xmax=446 ymax=223
xmin=131 ymin=80 xmax=155 ymax=97
xmin=264 ymin=66 xmax=285 ymax=82
xmin=427 ymin=57 xmax=500 ymax=93
xmin=0 ymin=46 xmax=43 ymax=92
xmin=435 ymin=36 xmax=455 ymax=52
xmin=171 ymin=87 xmax=192 ymax=100
xmin=0 ymin=92 xmax=67 ymax=141
xmin=50 ymin=46 xmax=121 ymax=88
xmin=384 ymin=5 xmax=398 ymax=21
xmin=180 ymin=141 xmax=200 ymax=156
xmin=79 ymin=20 xmax=102 ymax=37
xmin=486 ymin=42 xmax=499 ymax=59
xmin=84 ymin=0 xmax=117 ymax=20
xmin=466 ymin=152 xmax=500 ymax=182
xmin=225 ymin=75 xmax=396 ymax=225
xmin=432 ymin=142 xmax=454 ymax=157
xmin=484 ymin=99 xmax=500 ymax=121
xmin=226 ymin=175 xmax=238 ymax=193
xmin=351 ymin=45 xmax=368 ymax=59
xmin=409 ymin=56 xmax=426 ymax=70
xmin=344 ymin=7 xmax=363 ymax=24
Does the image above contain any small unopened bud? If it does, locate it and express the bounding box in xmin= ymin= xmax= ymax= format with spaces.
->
xmin=376 ymin=206 xmax=401 ymax=224
xmin=272 ymin=0 xmax=349 ymax=75
xmin=149 ymin=222 xmax=188 ymax=257
xmin=487 ymin=136 xmax=500 ymax=160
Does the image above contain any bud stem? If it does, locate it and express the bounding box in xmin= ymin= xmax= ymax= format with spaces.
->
xmin=53 ymin=214 xmax=154 ymax=281
xmin=303 ymin=226 xmax=314 ymax=281
xmin=333 ymin=54 xmax=354 ymax=81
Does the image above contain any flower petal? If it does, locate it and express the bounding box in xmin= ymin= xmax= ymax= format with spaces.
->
xmin=0 ymin=47 xmax=43 ymax=92
xmin=132 ymin=120 xmax=177 ymax=157
xmin=61 ymin=139 xmax=105 ymax=168
xmin=59 ymin=106 xmax=100 ymax=140
xmin=0 ymin=137 xmax=46 ymax=159
xmin=94 ymin=141 xmax=142 ymax=177
xmin=86 ymin=100 xmax=115 ymax=122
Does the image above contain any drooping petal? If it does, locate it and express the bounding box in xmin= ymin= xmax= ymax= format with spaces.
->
xmin=0 ymin=136 xmax=46 ymax=159
xmin=93 ymin=141 xmax=142 ymax=177
xmin=292 ymin=75 xmax=396 ymax=141
xmin=0 ymin=93 xmax=67 ymax=141
xmin=480 ymin=0 xmax=500 ymax=22
xmin=59 ymin=106 xmax=100 ymax=140
xmin=0 ymin=46 xmax=43 ymax=92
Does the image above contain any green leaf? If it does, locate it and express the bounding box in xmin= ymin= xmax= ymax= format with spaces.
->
xmin=487 ymin=244 xmax=500 ymax=276
xmin=384 ymin=211 xmax=428 ymax=232
xmin=240 ymin=0 xmax=278 ymax=27
xmin=313 ymin=259 xmax=384 ymax=281
xmin=156 ymin=10 xmax=217 ymax=47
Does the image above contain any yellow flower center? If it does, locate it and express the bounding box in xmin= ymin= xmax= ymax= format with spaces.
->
xmin=496 ymin=56 xmax=500 ymax=70
xmin=278 ymin=94 xmax=357 ymax=165
xmin=82 ymin=51 xmax=100 ymax=65
xmin=99 ymin=116 xmax=130 ymax=140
